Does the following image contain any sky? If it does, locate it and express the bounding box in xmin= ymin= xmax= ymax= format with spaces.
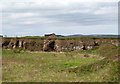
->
xmin=0 ymin=0 xmax=119 ymax=37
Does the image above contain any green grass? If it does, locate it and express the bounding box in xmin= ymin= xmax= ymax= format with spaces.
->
xmin=2 ymin=43 xmax=119 ymax=82
xmin=2 ymin=50 xmax=100 ymax=82
xmin=65 ymin=43 xmax=119 ymax=82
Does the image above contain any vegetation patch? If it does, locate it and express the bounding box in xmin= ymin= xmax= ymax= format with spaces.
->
xmin=2 ymin=43 xmax=119 ymax=82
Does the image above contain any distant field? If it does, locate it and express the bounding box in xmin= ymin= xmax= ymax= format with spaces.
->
xmin=2 ymin=43 xmax=119 ymax=82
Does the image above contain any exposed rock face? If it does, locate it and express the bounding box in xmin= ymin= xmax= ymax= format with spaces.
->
xmin=0 ymin=38 xmax=2 ymax=49
xmin=2 ymin=38 xmax=119 ymax=52
xmin=2 ymin=38 xmax=44 ymax=51
xmin=54 ymin=39 xmax=95 ymax=51
xmin=43 ymin=40 xmax=55 ymax=51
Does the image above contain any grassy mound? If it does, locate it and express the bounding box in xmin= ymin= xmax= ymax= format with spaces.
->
xmin=65 ymin=43 xmax=119 ymax=82
xmin=98 ymin=43 xmax=118 ymax=57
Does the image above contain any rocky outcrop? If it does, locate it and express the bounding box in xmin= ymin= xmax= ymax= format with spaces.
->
xmin=2 ymin=38 xmax=44 ymax=51
xmin=0 ymin=38 xmax=2 ymax=49
xmin=43 ymin=40 xmax=55 ymax=51
xmin=2 ymin=38 xmax=119 ymax=52
xmin=54 ymin=39 xmax=95 ymax=51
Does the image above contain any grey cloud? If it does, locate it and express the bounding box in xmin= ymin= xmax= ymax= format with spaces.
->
xmin=2 ymin=2 xmax=118 ymax=36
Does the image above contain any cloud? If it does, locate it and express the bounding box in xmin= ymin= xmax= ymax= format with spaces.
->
xmin=94 ymin=6 xmax=117 ymax=15
xmin=18 ymin=21 xmax=37 ymax=24
xmin=14 ymin=32 xmax=32 ymax=35
xmin=1 ymin=0 xmax=118 ymax=36
xmin=10 ymin=13 xmax=35 ymax=19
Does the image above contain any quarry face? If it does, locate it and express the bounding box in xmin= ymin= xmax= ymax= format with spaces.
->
xmin=2 ymin=38 xmax=119 ymax=52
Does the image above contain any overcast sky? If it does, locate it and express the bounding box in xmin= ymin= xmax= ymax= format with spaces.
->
xmin=0 ymin=0 xmax=119 ymax=36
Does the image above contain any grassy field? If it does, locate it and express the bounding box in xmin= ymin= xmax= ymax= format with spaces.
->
xmin=2 ymin=44 xmax=119 ymax=82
